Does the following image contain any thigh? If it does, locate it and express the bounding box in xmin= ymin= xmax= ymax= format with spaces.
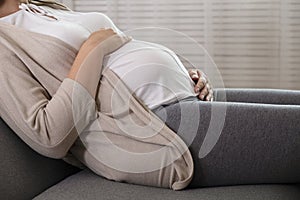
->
xmin=214 ymin=88 xmax=300 ymax=105
xmin=153 ymin=100 xmax=300 ymax=187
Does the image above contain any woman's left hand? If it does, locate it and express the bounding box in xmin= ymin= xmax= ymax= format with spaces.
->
xmin=188 ymin=69 xmax=214 ymax=101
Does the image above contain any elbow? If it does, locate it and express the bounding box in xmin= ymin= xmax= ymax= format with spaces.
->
xmin=33 ymin=131 xmax=78 ymax=159
xmin=36 ymin=142 xmax=70 ymax=159
xmin=41 ymin=147 xmax=69 ymax=159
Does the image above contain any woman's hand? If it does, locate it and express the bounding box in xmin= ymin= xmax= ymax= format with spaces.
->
xmin=188 ymin=69 xmax=214 ymax=101
xmin=68 ymin=28 xmax=131 ymax=80
xmin=80 ymin=28 xmax=119 ymax=55
xmin=67 ymin=29 xmax=131 ymax=98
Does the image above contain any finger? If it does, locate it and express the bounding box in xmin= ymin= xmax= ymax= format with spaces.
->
xmin=98 ymin=28 xmax=115 ymax=34
xmin=188 ymin=69 xmax=197 ymax=76
xmin=99 ymin=27 xmax=112 ymax=30
xmin=98 ymin=28 xmax=111 ymax=32
xmin=195 ymin=76 xmax=207 ymax=93
xmin=199 ymin=85 xmax=209 ymax=100
xmin=107 ymin=28 xmax=115 ymax=33
xmin=206 ymin=94 xmax=212 ymax=101
xmin=205 ymin=89 xmax=214 ymax=101
xmin=200 ymin=83 xmax=212 ymax=100
xmin=188 ymin=69 xmax=199 ymax=82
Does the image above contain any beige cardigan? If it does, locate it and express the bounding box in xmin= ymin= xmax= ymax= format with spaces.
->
xmin=0 ymin=22 xmax=194 ymax=190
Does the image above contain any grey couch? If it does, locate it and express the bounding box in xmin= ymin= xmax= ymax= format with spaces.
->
xmin=1 ymin=118 xmax=299 ymax=200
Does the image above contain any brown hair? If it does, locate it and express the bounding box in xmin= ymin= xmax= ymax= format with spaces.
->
xmin=20 ymin=0 xmax=70 ymax=10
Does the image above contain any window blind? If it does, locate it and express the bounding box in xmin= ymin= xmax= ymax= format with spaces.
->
xmin=61 ymin=0 xmax=300 ymax=90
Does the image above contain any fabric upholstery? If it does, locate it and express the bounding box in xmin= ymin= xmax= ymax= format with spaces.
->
xmin=34 ymin=169 xmax=300 ymax=200
xmin=0 ymin=118 xmax=80 ymax=200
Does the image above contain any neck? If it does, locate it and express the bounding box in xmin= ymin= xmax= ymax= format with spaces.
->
xmin=0 ymin=1 xmax=20 ymax=18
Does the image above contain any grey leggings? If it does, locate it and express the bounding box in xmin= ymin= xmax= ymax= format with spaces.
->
xmin=152 ymin=89 xmax=300 ymax=188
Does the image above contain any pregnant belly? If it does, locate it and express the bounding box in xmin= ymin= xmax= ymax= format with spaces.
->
xmin=103 ymin=39 xmax=197 ymax=109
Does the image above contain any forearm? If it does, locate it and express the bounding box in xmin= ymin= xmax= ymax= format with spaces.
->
xmin=67 ymin=45 xmax=105 ymax=99
xmin=68 ymin=32 xmax=132 ymax=99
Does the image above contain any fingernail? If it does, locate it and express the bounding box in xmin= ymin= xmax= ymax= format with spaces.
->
xmin=192 ymin=75 xmax=198 ymax=79
xmin=200 ymin=95 xmax=204 ymax=100
xmin=195 ymin=87 xmax=199 ymax=93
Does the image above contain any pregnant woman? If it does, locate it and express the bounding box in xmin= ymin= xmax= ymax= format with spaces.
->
xmin=0 ymin=0 xmax=299 ymax=190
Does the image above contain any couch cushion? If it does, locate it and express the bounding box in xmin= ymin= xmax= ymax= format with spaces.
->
xmin=34 ymin=169 xmax=300 ymax=200
xmin=0 ymin=118 xmax=81 ymax=200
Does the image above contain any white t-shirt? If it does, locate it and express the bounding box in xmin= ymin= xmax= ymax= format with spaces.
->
xmin=0 ymin=4 xmax=197 ymax=109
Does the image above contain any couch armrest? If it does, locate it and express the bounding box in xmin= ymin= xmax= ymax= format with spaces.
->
xmin=0 ymin=117 xmax=81 ymax=200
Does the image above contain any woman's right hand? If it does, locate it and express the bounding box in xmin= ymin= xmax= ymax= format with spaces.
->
xmin=68 ymin=29 xmax=131 ymax=80
xmin=80 ymin=28 xmax=120 ymax=55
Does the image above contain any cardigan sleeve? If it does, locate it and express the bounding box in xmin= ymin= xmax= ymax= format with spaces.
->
xmin=73 ymin=33 xmax=132 ymax=99
xmin=0 ymin=30 xmax=131 ymax=159
xmin=0 ymin=60 xmax=97 ymax=159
